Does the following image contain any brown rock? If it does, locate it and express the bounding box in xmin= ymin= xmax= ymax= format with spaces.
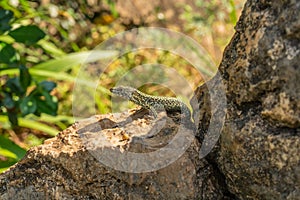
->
xmin=193 ymin=0 xmax=300 ymax=199
xmin=0 ymin=108 xmax=230 ymax=199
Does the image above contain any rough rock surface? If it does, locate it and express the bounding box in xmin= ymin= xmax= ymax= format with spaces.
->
xmin=0 ymin=109 xmax=232 ymax=199
xmin=193 ymin=0 xmax=300 ymax=199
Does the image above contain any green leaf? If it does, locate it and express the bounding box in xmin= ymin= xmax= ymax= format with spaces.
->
xmin=0 ymin=10 xmax=13 ymax=33
xmin=39 ymin=81 xmax=56 ymax=92
xmin=18 ymin=118 xmax=58 ymax=136
xmin=0 ymin=43 xmax=16 ymax=64
xmin=33 ymin=50 xmax=118 ymax=72
xmin=0 ymin=148 xmax=17 ymax=159
xmin=0 ymin=115 xmax=59 ymax=136
xmin=228 ymin=0 xmax=237 ymax=25
xmin=38 ymin=113 xmax=75 ymax=126
xmin=20 ymin=96 xmax=37 ymax=116
xmin=7 ymin=111 xmax=18 ymax=126
xmin=19 ymin=65 xmax=31 ymax=90
xmin=0 ymin=135 xmax=26 ymax=160
xmin=8 ymin=25 xmax=45 ymax=45
xmin=37 ymin=39 xmax=66 ymax=57
xmin=40 ymin=90 xmax=54 ymax=106
xmin=3 ymin=93 xmax=15 ymax=109
xmin=0 ymin=64 xmax=110 ymax=94
xmin=0 ymin=159 xmax=17 ymax=173
xmin=0 ymin=35 xmax=15 ymax=44
xmin=5 ymin=77 xmax=24 ymax=95
xmin=0 ymin=1 xmax=22 ymax=18
xmin=24 ymin=81 xmax=58 ymax=116
xmin=36 ymin=97 xmax=57 ymax=116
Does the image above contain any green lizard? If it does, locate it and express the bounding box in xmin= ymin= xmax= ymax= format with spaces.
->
xmin=110 ymin=86 xmax=191 ymax=120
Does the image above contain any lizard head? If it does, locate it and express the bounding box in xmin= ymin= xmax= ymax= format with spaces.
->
xmin=110 ymin=86 xmax=137 ymax=99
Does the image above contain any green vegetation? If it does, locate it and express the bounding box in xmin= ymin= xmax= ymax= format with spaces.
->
xmin=0 ymin=0 xmax=244 ymax=173
xmin=0 ymin=9 xmax=60 ymax=172
xmin=0 ymin=2 xmax=117 ymax=172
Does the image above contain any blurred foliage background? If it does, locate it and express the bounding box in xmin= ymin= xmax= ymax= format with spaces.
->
xmin=0 ymin=0 xmax=245 ymax=172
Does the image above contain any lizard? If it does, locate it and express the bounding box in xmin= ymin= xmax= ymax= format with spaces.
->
xmin=110 ymin=86 xmax=191 ymax=120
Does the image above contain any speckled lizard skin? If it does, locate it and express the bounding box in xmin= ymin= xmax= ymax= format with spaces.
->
xmin=110 ymin=86 xmax=191 ymax=119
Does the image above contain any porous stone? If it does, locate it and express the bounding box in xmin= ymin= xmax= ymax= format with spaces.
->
xmin=193 ymin=0 xmax=300 ymax=199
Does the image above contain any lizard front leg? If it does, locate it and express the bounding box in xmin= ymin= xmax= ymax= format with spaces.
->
xmin=149 ymin=106 xmax=158 ymax=118
xmin=150 ymin=103 xmax=167 ymax=118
